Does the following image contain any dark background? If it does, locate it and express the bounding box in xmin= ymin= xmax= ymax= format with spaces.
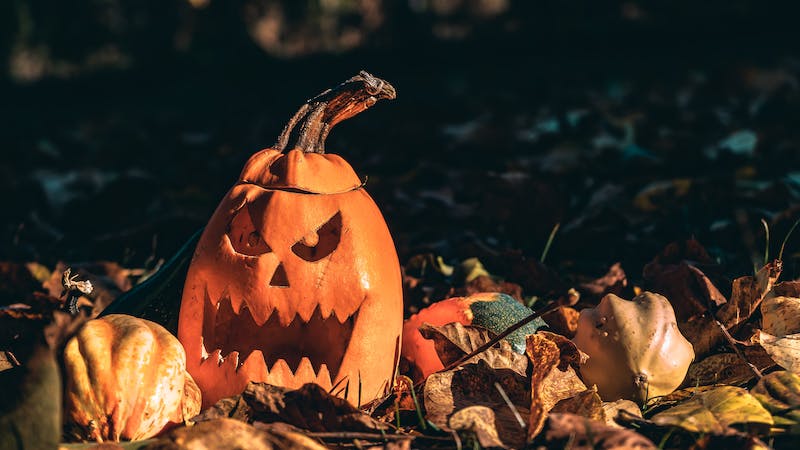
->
xmin=2 ymin=0 xmax=800 ymax=290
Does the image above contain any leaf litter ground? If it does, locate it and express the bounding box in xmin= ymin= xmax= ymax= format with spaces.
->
xmin=2 ymin=54 xmax=800 ymax=449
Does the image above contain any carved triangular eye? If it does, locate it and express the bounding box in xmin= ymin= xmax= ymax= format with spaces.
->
xmin=292 ymin=212 xmax=342 ymax=262
xmin=227 ymin=205 xmax=272 ymax=256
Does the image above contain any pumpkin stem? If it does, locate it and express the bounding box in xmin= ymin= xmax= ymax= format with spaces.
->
xmin=275 ymin=71 xmax=397 ymax=154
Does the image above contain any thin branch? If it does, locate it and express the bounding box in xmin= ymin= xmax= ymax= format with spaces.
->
xmin=495 ymin=382 xmax=526 ymax=429
xmin=714 ymin=319 xmax=763 ymax=380
xmin=438 ymin=301 xmax=561 ymax=375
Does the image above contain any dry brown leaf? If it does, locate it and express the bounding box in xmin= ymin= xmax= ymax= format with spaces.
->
xmin=448 ymin=406 xmax=506 ymax=449
xmin=145 ymin=418 xmax=324 ymax=450
xmin=684 ymin=349 xmax=777 ymax=387
xmin=423 ymin=361 xmax=529 ymax=448
xmin=653 ymin=259 xmax=780 ymax=358
xmin=451 ymin=274 xmax=524 ymax=302
xmin=243 ymin=382 xmax=387 ymax=432
xmin=760 ymin=331 xmax=800 ymax=374
xmin=545 ymin=306 xmax=580 ymax=338
xmin=526 ymin=331 xmax=587 ymax=440
xmin=761 ymin=294 xmax=800 ymax=336
xmin=193 ymin=395 xmax=252 ymax=422
xmin=532 ymin=413 xmax=656 ymax=449
xmin=717 ymin=260 xmax=781 ymax=334
xmin=550 ymin=388 xmax=606 ymax=422
xmin=418 ymin=322 xmax=528 ymax=375
xmin=601 ymin=399 xmax=642 ymax=428
xmin=197 ymin=382 xmax=387 ymax=433
xmin=579 ymin=262 xmax=627 ymax=299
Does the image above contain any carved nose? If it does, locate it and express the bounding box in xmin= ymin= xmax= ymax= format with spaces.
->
xmin=269 ymin=263 xmax=289 ymax=287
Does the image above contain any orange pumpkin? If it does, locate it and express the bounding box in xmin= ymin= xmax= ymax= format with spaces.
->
xmin=177 ymin=72 xmax=403 ymax=408
xmin=63 ymin=314 xmax=201 ymax=442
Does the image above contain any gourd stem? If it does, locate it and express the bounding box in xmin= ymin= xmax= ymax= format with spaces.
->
xmin=274 ymin=71 xmax=397 ymax=154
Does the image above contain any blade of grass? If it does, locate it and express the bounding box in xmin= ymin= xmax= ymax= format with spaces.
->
xmin=778 ymin=217 xmax=800 ymax=261
xmin=761 ymin=218 xmax=770 ymax=266
xmin=540 ymin=223 xmax=560 ymax=263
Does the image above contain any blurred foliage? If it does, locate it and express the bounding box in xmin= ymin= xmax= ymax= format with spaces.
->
xmin=2 ymin=0 xmax=797 ymax=82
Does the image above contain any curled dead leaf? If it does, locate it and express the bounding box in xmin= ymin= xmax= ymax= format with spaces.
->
xmin=526 ymin=331 xmax=587 ymax=440
xmin=550 ymin=387 xmax=606 ymax=422
xmin=418 ymin=322 xmax=528 ymax=376
xmin=448 ymin=406 xmax=505 ymax=448
xmin=423 ymin=361 xmax=529 ymax=449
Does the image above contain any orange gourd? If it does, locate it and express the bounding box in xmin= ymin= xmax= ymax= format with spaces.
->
xmin=63 ymin=314 xmax=201 ymax=442
xmin=177 ymin=72 xmax=403 ymax=408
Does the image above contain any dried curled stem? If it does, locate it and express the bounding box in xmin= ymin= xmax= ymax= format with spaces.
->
xmin=276 ymin=71 xmax=397 ymax=154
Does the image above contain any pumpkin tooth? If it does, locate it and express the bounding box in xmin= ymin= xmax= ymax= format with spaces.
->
xmin=277 ymin=307 xmax=297 ymax=328
xmin=316 ymin=364 xmax=332 ymax=391
xmin=294 ymin=357 xmax=316 ymax=382
xmin=209 ymin=349 xmax=224 ymax=366
xmin=267 ymin=359 xmax=294 ymax=387
xmin=319 ymin=302 xmax=334 ymax=320
xmin=333 ymin=305 xmax=353 ymax=324
xmin=240 ymin=350 xmax=268 ymax=376
xmin=200 ymin=338 xmax=210 ymax=361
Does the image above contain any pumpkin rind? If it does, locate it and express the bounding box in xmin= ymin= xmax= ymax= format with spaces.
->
xmin=177 ymin=73 xmax=402 ymax=408
xmin=63 ymin=314 xmax=200 ymax=442
xmin=572 ymin=292 xmax=694 ymax=403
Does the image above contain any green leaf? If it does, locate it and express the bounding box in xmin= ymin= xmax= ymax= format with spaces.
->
xmin=752 ymin=371 xmax=800 ymax=434
xmin=650 ymin=386 xmax=773 ymax=434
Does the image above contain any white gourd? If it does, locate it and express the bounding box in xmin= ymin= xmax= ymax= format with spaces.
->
xmin=572 ymin=292 xmax=694 ymax=403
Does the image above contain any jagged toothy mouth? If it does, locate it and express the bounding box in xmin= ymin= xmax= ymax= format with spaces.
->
xmin=199 ymin=287 xmax=357 ymax=386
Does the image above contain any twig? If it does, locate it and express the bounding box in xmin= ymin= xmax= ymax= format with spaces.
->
xmin=713 ymin=319 xmax=763 ymax=380
xmin=495 ymin=382 xmax=526 ymax=429
xmin=438 ymin=301 xmax=561 ymax=375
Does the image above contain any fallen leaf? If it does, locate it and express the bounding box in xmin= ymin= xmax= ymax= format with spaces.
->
xmin=650 ymin=386 xmax=773 ymax=434
xmin=424 ymin=361 xmax=529 ymax=448
xmin=450 ymin=275 xmax=523 ymax=302
xmin=418 ymin=322 xmax=528 ymax=375
xmin=761 ymin=295 xmax=800 ymax=336
xmin=457 ymin=257 xmax=490 ymax=283
xmin=602 ymin=399 xmax=642 ymax=428
xmin=0 ymin=340 xmax=61 ymax=450
xmin=243 ymin=382 xmax=387 ymax=432
xmin=717 ymin=260 xmax=782 ymax=335
xmin=526 ymin=332 xmax=587 ymax=439
xmin=633 ymin=179 xmax=692 ymax=212
xmin=751 ymin=370 xmax=800 ymax=434
xmin=0 ymin=262 xmax=45 ymax=305
xmin=759 ymin=331 xmax=800 ymax=374
xmin=544 ymin=306 xmax=580 ymax=338
xmin=532 ymin=413 xmax=656 ymax=449
xmin=550 ymin=388 xmax=606 ymax=422
xmin=642 ymin=240 xmax=729 ymax=357
xmin=145 ymin=418 xmax=324 ymax=450
xmin=198 ymin=382 xmax=387 ymax=433
xmin=448 ymin=406 xmax=505 ymax=448
xmin=578 ymin=262 xmax=627 ymax=300
xmin=192 ymin=395 xmax=251 ymax=423
xmin=684 ymin=349 xmax=777 ymax=387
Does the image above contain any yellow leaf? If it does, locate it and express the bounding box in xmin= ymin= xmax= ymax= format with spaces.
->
xmin=650 ymin=386 xmax=773 ymax=434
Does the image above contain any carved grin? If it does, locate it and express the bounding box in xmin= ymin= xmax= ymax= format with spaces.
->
xmin=199 ymin=287 xmax=357 ymax=390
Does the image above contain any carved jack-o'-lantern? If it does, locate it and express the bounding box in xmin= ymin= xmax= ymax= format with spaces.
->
xmin=177 ymin=72 xmax=403 ymax=408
